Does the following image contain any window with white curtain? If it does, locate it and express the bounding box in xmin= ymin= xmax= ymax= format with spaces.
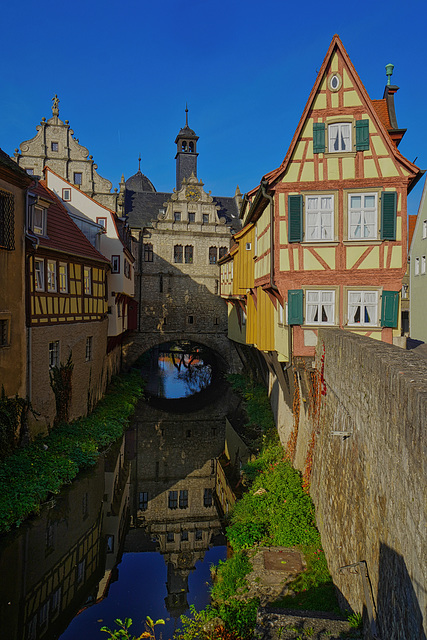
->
xmin=305 ymin=195 xmax=334 ymax=240
xmin=306 ymin=290 xmax=335 ymax=324
xmin=347 ymin=291 xmax=378 ymax=326
xmin=348 ymin=193 xmax=377 ymax=239
xmin=328 ymin=122 xmax=351 ymax=152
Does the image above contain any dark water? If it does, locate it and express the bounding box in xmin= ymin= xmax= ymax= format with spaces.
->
xmin=0 ymin=355 xmax=239 ymax=640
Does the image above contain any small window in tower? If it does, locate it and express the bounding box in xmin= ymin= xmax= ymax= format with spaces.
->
xmin=182 ymin=141 xmax=187 ymax=152
xmin=185 ymin=245 xmax=193 ymax=263
xmin=144 ymin=243 xmax=153 ymax=262
xmin=189 ymin=142 xmax=194 ymax=153
xmin=219 ymin=247 xmax=228 ymax=259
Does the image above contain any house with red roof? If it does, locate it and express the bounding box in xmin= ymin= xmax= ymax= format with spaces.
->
xmin=26 ymin=179 xmax=110 ymax=433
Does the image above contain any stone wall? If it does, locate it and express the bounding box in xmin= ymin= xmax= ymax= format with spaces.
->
xmin=309 ymin=330 xmax=426 ymax=640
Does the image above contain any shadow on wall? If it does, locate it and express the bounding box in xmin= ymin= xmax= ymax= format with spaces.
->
xmin=376 ymin=542 xmax=426 ymax=640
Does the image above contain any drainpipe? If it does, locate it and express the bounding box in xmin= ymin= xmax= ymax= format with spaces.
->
xmin=260 ymin=181 xmax=293 ymax=370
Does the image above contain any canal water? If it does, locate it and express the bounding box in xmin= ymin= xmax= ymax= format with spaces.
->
xmin=0 ymin=345 xmax=241 ymax=640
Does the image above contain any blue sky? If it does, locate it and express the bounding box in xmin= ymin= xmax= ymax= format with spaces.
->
xmin=2 ymin=0 xmax=426 ymax=212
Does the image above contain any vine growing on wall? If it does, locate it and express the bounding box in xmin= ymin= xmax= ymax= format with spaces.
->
xmin=49 ymin=352 xmax=74 ymax=427
xmin=0 ymin=387 xmax=37 ymax=460
xmin=302 ymin=343 xmax=326 ymax=492
xmin=285 ymin=370 xmax=300 ymax=464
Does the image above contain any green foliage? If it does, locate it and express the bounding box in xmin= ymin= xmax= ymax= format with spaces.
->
xmin=101 ymin=616 xmax=165 ymax=640
xmin=175 ymin=604 xmax=217 ymax=640
xmin=0 ymin=370 xmax=143 ymax=533
xmin=227 ymin=374 xmax=275 ymax=433
xmin=49 ymin=352 xmax=74 ymax=426
xmin=347 ymin=611 xmax=363 ymax=629
xmin=227 ymin=442 xmax=319 ymax=551
xmin=216 ymin=598 xmax=258 ymax=638
xmin=0 ymin=387 xmax=31 ymax=459
xmin=210 ymin=551 xmax=252 ymax=603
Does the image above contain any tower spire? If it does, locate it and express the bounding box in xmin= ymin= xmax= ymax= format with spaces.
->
xmin=138 ymin=155 xmax=141 ymax=171
xmin=185 ymin=103 xmax=188 ymax=127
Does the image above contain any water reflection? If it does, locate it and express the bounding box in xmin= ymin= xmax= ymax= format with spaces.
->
xmin=0 ymin=370 xmax=241 ymax=640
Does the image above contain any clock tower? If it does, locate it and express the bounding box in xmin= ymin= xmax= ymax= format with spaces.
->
xmin=175 ymin=106 xmax=199 ymax=190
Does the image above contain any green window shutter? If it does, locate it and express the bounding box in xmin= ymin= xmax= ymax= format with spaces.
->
xmin=288 ymin=289 xmax=303 ymax=325
xmin=381 ymin=191 xmax=397 ymax=240
xmin=355 ymin=119 xmax=369 ymax=151
xmin=381 ymin=290 xmax=399 ymax=327
xmin=313 ymin=122 xmax=325 ymax=153
xmin=288 ymin=195 xmax=303 ymax=243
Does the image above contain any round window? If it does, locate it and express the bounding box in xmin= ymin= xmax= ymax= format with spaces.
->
xmin=328 ymin=72 xmax=342 ymax=92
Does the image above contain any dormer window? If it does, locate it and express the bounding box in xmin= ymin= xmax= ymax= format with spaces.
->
xmin=31 ymin=205 xmax=47 ymax=236
xmin=328 ymin=123 xmax=351 ymax=152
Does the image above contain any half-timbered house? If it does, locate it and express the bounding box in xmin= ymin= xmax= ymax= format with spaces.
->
xmin=26 ymin=180 xmax=110 ymax=433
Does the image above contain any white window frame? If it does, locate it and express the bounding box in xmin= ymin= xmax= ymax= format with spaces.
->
xmin=47 ymin=260 xmax=57 ymax=292
xmin=59 ymin=263 xmax=68 ymax=293
xmin=62 ymin=188 xmax=71 ymax=202
xmin=83 ymin=266 xmax=92 ymax=294
xmin=328 ymin=122 xmax=352 ymax=152
xmin=422 ymin=256 xmax=426 ymax=275
xmin=423 ymin=220 xmax=427 ymax=239
xmin=348 ymin=192 xmax=378 ymax=240
xmin=305 ymin=290 xmax=335 ymax=325
xmin=415 ymin=256 xmax=420 ymax=276
xmin=305 ymin=194 xmax=334 ymax=241
xmin=35 ymin=258 xmax=45 ymax=291
xmin=32 ymin=206 xmax=46 ymax=236
xmin=48 ymin=340 xmax=59 ymax=369
xmin=347 ymin=290 xmax=379 ymax=326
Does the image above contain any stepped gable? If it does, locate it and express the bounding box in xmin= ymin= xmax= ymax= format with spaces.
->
xmin=30 ymin=180 xmax=109 ymax=263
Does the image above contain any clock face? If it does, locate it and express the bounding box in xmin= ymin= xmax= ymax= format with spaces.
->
xmin=185 ymin=187 xmax=200 ymax=202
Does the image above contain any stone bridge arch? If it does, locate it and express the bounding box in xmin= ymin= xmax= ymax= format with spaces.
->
xmin=123 ymin=330 xmax=241 ymax=372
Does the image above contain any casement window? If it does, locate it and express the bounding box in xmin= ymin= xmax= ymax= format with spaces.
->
xmin=0 ymin=319 xmax=9 ymax=347
xmin=168 ymin=491 xmax=178 ymax=509
xmin=35 ymin=258 xmax=45 ymax=291
xmin=48 ymin=340 xmax=59 ymax=369
xmin=31 ymin=206 xmax=47 ymax=236
xmin=415 ymin=257 xmax=420 ymax=275
xmin=402 ymin=284 xmax=408 ymax=299
xmin=328 ymin=122 xmax=351 ymax=152
xmin=83 ymin=267 xmax=92 ymax=294
xmin=51 ymin=141 xmax=59 ymax=151
xmin=422 ymin=256 xmax=426 ymax=275
xmin=174 ymin=211 xmax=181 ymax=222
xmin=0 ymin=188 xmax=15 ymax=250
xmin=139 ymin=491 xmax=148 ymax=511
xmin=209 ymin=246 xmax=217 ymax=264
xmin=62 ymin=188 xmax=71 ymax=202
xmin=47 ymin=260 xmax=57 ymax=292
xmin=306 ymin=195 xmax=334 ymax=241
xmin=306 ymin=290 xmax=335 ymax=325
xmin=73 ymin=172 xmax=82 ymax=186
xmin=85 ymin=336 xmax=93 ymax=361
xmin=188 ymin=212 xmax=195 ymax=223
xmin=203 ymin=214 xmax=209 ymax=224
xmin=111 ymin=255 xmax=120 ymax=273
xmin=59 ymin=263 xmax=68 ymax=293
xmin=144 ymin=243 xmax=153 ymax=262
xmin=96 ymin=217 xmax=107 ymax=230
xmin=348 ymin=193 xmax=377 ymax=239
xmin=381 ymin=291 xmax=399 ymax=327
xmin=348 ymin=291 xmax=378 ymax=326
xmin=77 ymin=559 xmax=85 ymax=583
xmin=185 ymin=245 xmax=193 ymax=263
xmin=204 ymin=488 xmax=213 ymax=507
xmin=174 ymin=245 xmax=183 ymax=263
xmin=179 ymin=490 xmax=188 ymax=509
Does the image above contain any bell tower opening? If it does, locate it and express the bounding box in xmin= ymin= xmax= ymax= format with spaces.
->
xmin=175 ymin=105 xmax=199 ymax=190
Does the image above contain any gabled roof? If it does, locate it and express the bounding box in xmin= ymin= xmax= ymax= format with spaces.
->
xmin=30 ymin=180 xmax=109 ymax=264
xmin=262 ymin=35 xmax=421 ymax=192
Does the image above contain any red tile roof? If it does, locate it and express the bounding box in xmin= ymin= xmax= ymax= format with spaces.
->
xmin=408 ymin=214 xmax=417 ymax=250
xmin=371 ymin=99 xmax=392 ymax=131
xmin=31 ymin=181 xmax=110 ymax=264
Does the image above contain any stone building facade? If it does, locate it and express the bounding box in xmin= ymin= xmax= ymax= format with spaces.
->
xmin=125 ymin=111 xmax=242 ymax=366
xmin=14 ymin=95 xmax=118 ymax=212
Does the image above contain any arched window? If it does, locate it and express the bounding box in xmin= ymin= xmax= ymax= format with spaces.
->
xmin=185 ymin=245 xmax=193 ymax=263
xmin=182 ymin=141 xmax=187 ymax=152
xmin=209 ymin=247 xmax=217 ymax=264
xmin=189 ymin=141 xmax=194 ymax=153
xmin=174 ymin=245 xmax=183 ymax=263
xmin=144 ymin=243 xmax=153 ymax=262
xmin=219 ymin=246 xmax=228 ymax=259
